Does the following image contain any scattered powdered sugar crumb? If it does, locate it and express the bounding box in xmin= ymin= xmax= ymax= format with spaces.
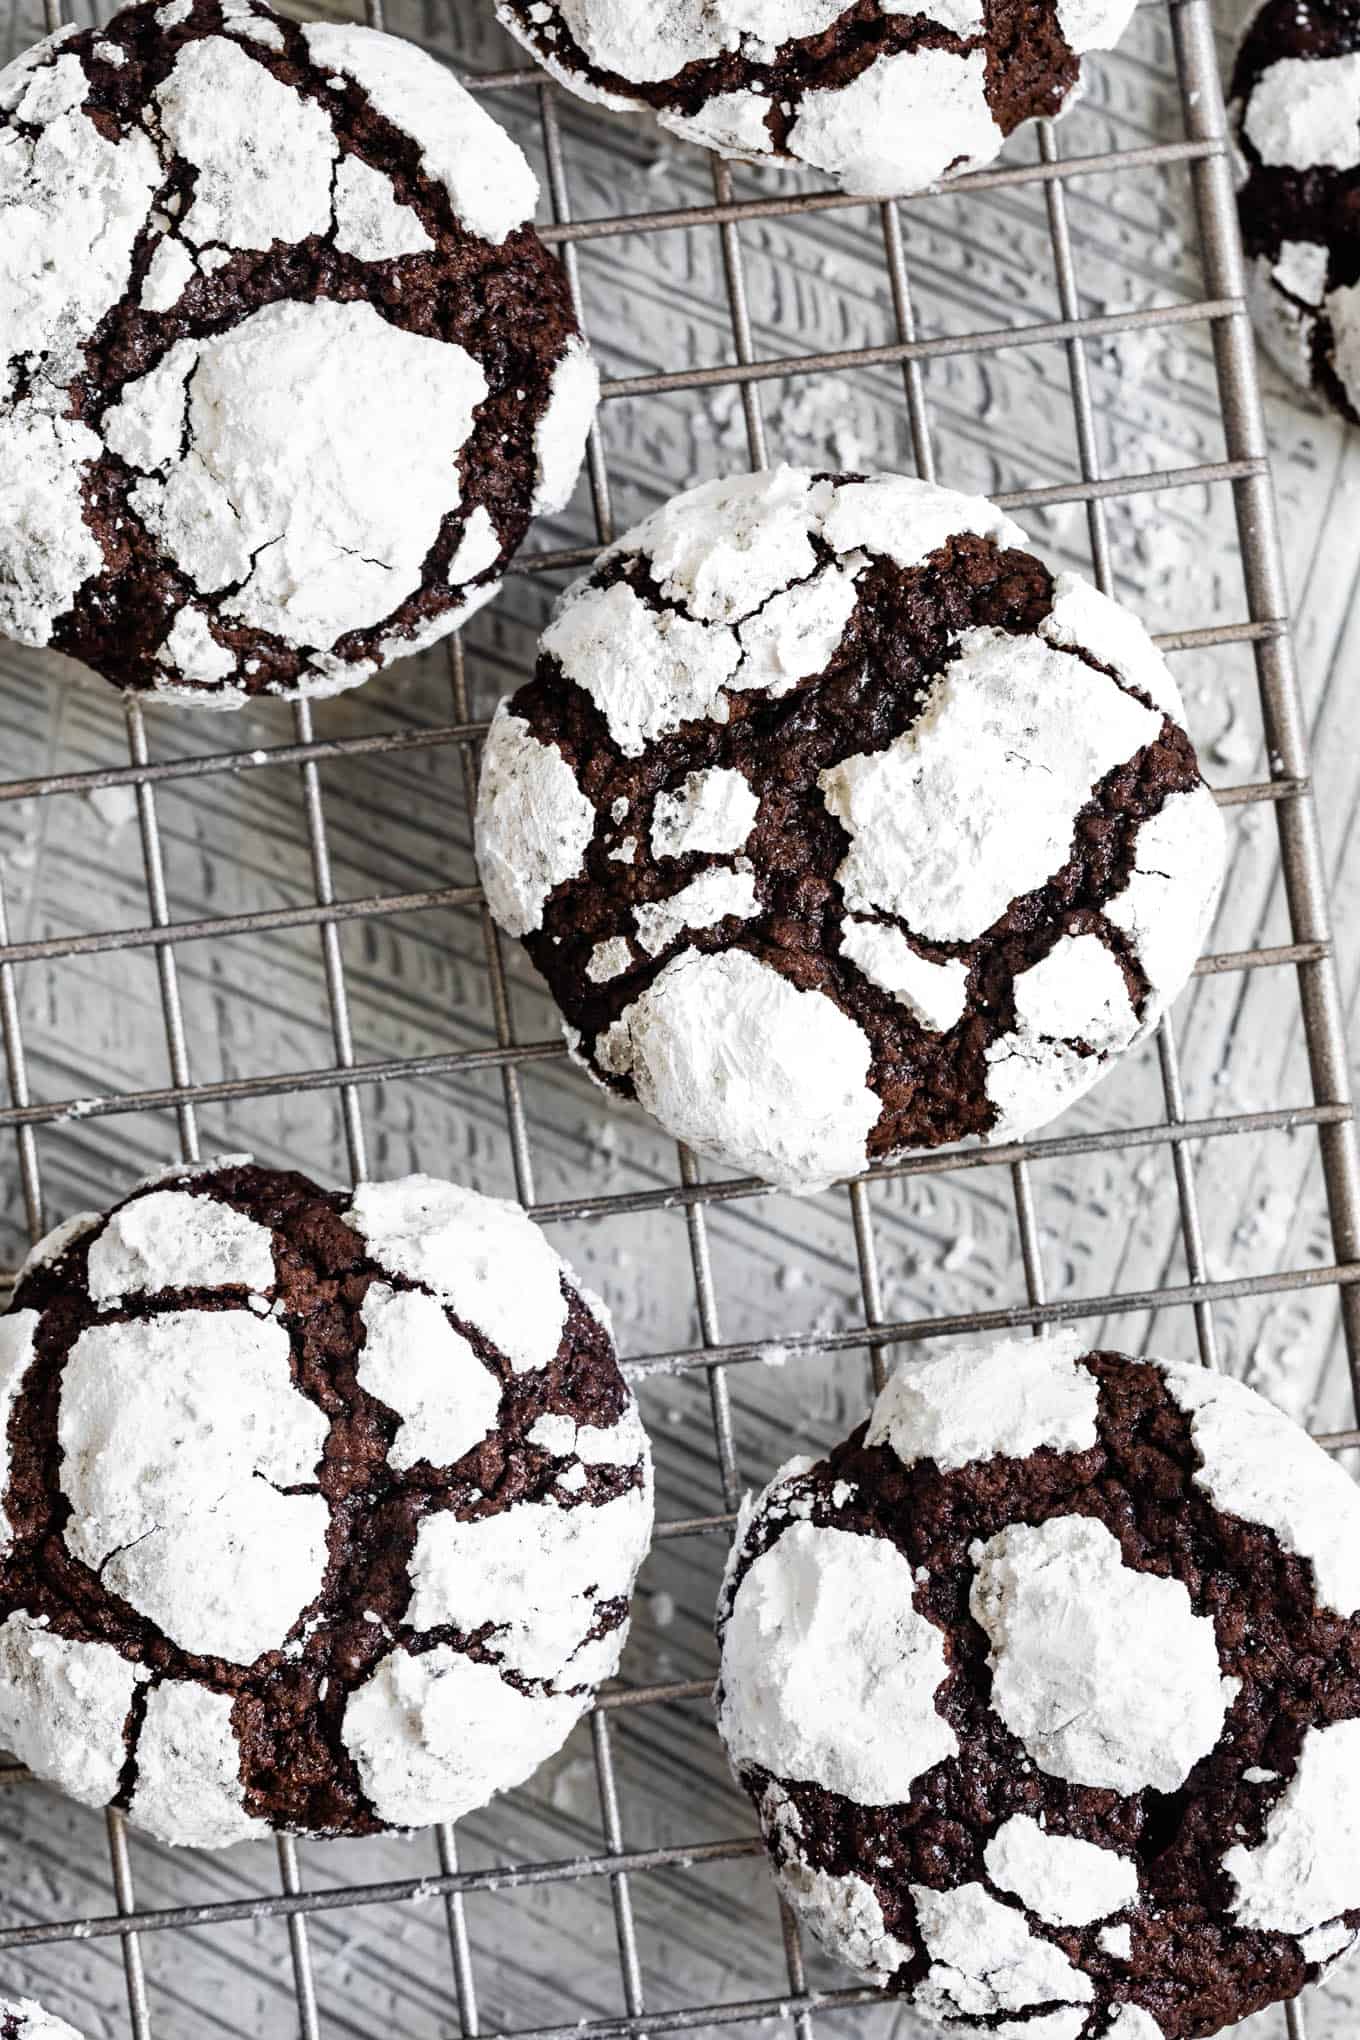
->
xmin=595 ymin=947 xmax=880 ymax=1195
xmin=650 ymin=766 xmax=759 ymax=860
xmin=586 ymin=936 xmax=633 ymax=984
xmin=58 ymin=1310 xmax=329 ymax=1663
xmin=983 ymin=1813 xmax=1139 ymax=1927
xmin=1244 ymin=54 xmax=1360 ymax=174
xmin=1222 ymin=1716 xmax=1360 ymax=1934
xmin=1158 ymin=1357 xmax=1360 ymax=1618
xmin=475 ymin=708 xmax=595 ymax=937
xmin=130 ymin=1679 xmax=266 ymax=1848
xmin=867 ymin=1329 xmax=1099 ymax=1473
xmin=632 ymin=862 xmax=759 ymax=956
xmin=344 ymin=1174 xmax=571 ymax=1375
xmin=969 ymin=1514 xmax=1237 ymax=1793
xmin=84 ymin=1187 xmax=275 ymax=1305
xmin=838 ymin=918 xmax=970 ymax=1032
xmin=1098 ymin=1923 xmax=1134 ymax=1960
xmin=719 ymin=1516 xmax=957 ymax=1802
xmin=357 ymin=1282 xmax=502 ymax=1471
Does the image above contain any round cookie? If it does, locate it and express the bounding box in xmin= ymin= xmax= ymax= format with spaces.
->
xmin=0 ymin=1157 xmax=652 ymax=1846
xmin=0 ymin=0 xmax=598 ymax=707
xmin=714 ymin=1332 xmax=1360 ymax=2037
xmin=0 ymin=2007 xmax=83 ymax=2040
xmin=475 ymin=467 xmax=1224 ymax=1195
xmin=494 ymin=0 xmax=1140 ymax=199
xmin=1231 ymin=0 xmax=1360 ymax=423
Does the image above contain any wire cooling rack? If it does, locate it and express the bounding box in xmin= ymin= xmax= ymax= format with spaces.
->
xmin=0 ymin=0 xmax=1356 ymax=2033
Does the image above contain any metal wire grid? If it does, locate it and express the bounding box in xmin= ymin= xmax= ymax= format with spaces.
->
xmin=0 ymin=0 xmax=1353 ymax=2033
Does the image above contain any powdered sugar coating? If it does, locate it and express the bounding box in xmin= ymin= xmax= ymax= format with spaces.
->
xmin=475 ymin=708 xmax=596 ymax=937
xmin=0 ymin=4 xmax=596 ymax=701
xmin=969 ymin=1514 xmax=1237 ymax=1793
xmin=717 ymin=1516 xmax=957 ymax=1802
xmin=0 ymin=1612 xmax=141 ymax=1808
xmin=59 ymin=1310 xmax=330 ymax=1662
xmin=1223 ymin=1717 xmax=1360 ymax=1934
xmin=1159 ymin=1357 xmax=1360 ymax=1619
xmin=484 ymin=466 xmax=1220 ymax=1193
xmin=911 ymin=1880 xmax=1094 ymax=2020
xmin=497 ymin=0 xmax=1134 ymax=198
xmin=357 ymin=1283 xmax=502 ymax=1471
xmin=819 ymin=630 xmax=1161 ymax=942
xmin=595 ymin=947 xmax=881 ymax=1193
xmin=85 ymin=1187 xmax=275 ymax=1305
xmin=984 ymin=1814 xmax=1139 ymax=1927
xmin=865 ymin=1328 xmax=1099 ymax=1472
xmin=343 ymin=1644 xmax=580 ymax=1828
xmin=1243 ymin=53 xmax=1360 ymax=171
xmin=775 ymin=1853 xmax=915 ymax=1982
xmin=130 ymin=1679 xmax=266 ymax=1847
xmin=1327 ymin=278 xmax=1360 ymax=412
xmin=345 ymin=1174 xmax=570 ymax=1374
xmin=0 ymin=2003 xmax=85 ymax=2040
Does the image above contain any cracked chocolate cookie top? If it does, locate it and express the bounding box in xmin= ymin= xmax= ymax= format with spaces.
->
xmin=0 ymin=0 xmax=597 ymax=707
xmin=495 ymin=0 xmax=1138 ymax=198
xmin=475 ymin=467 xmax=1223 ymax=1196
xmin=1231 ymin=0 xmax=1360 ymax=422
xmin=0 ymin=1157 xmax=652 ymax=1847
xmin=715 ymin=1332 xmax=1360 ymax=2038
xmin=0 ymin=2007 xmax=82 ymax=2040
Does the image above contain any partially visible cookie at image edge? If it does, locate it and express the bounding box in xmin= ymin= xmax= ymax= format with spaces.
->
xmin=0 ymin=1156 xmax=652 ymax=1845
xmin=0 ymin=2006 xmax=83 ymax=2040
xmin=494 ymin=0 xmax=1141 ymax=198
xmin=474 ymin=466 xmax=1224 ymax=1195
xmin=0 ymin=0 xmax=598 ymax=707
xmin=1231 ymin=0 xmax=1360 ymax=423
xmin=715 ymin=1332 xmax=1360 ymax=2036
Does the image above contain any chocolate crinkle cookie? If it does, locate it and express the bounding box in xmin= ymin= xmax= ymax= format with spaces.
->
xmin=475 ymin=467 xmax=1224 ymax=1196
xmin=0 ymin=1157 xmax=652 ymax=1847
xmin=0 ymin=2007 xmax=83 ymax=2040
xmin=1231 ymin=0 xmax=1360 ymax=422
xmin=495 ymin=0 xmax=1139 ymax=198
xmin=0 ymin=0 xmax=598 ymax=707
xmin=715 ymin=1332 xmax=1360 ymax=2038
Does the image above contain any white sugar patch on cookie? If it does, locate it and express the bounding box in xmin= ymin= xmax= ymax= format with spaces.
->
xmin=651 ymin=767 xmax=759 ymax=860
xmin=0 ymin=1612 xmax=141 ymax=1808
xmin=17 ymin=1210 xmax=98 ymax=1282
xmin=0 ymin=1310 xmax=38 ymax=1549
xmin=821 ymin=473 xmax=1024 ymax=570
xmin=130 ymin=1680 xmax=265 ymax=1849
xmin=1104 ymin=785 xmax=1224 ymax=997
xmin=1159 ymin=1358 xmax=1360 ymax=1619
xmin=157 ymin=608 xmax=238 ymax=686
xmin=632 ymin=467 xmax=829 ymax=625
xmin=0 ymin=59 xmax=159 ymax=392
xmin=475 ymin=707 xmax=595 ymax=937
xmin=358 ymin=1282 xmax=501 ymax=1471
xmin=407 ymin=1485 xmax=649 ymax=1684
xmin=839 ymin=919 xmax=970 ymax=1032
xmin=85 ymin=1187 xmax=275 ymax=1305
xmin=596 ymin=947 xmax=879 ymax=1194
xmin=910 ymin=1880 xmax=1094 ymax=2020
xmin=59 ymin=1311 xmax=329 ymax=1663
xmin=633 ymin=863 xmax=759 ymax=956
xmin=1054 ymin=0 xmax=1138 ymax=51
xmin=731 ymin=563 xmax=861 ymax=696
xmin=969 ymin=1514 xmax=1236 ymax=1793
xmin=0 ymin=405 xmax=104 ymax=644
xmin=1104 ymin=2012 xmax=1167 ymax=2040
xmin=542 ymin=579 xmax=741 ymax=756
xmin=1244 ymin=53 xmax=1360 ymax=172
xmin=345 ymin=1174 xmax=569 ymax=1374
xmin=820 ymin=628 xmax=1160 ymax=942
xmin=449 ymin=505 xmax=502 ymax=586
xmin=526 ymin=1406 xmax=646 ymax=1467
xmin=662 ymin=88 xmax=773 ymax=155
xmin=343 ymin=1642 xmax=581 ymax=1826
xmin=156 ymin=36 xmax=337 ymax=250
xmin=332 ymin=154 xmax=433 ymax=261
xmin=139 ymin=235 xmax=197 ymax=313
xmin=0 ymin=1999 xmax=85 ymax=2039
xmin=777 ymin=1855 xmax=914 ymax=1981
xmin=719 ymin=1518 xmax=957 ymax=1801
xmin=867 ymin=1329 xmax=1099 ymax=1472
xmin=788 ymin=49 xmax=999 ymax=198
xmin=1039 ymin=572 xmax=1183 ymax=721
xmin=586 ymin=936 xmax=633 ymax=983
xmin=984 ymin=1814 xmax=1138 ymax=1927
xmin=531 ymin=335 xmax=599 ymax=514
xmin=1223 ymin=1716 xmax=1360 ymax=1934
xmin=304 ymin=22 xmax=538 ymax=244
xmin=1326 ymin=278 xmax=1360 ymax=412
xmin=984 ymin=933 xmax=1140 ymax=1139
xmin=1274 ymin=239 xmax=1330 ymax=306
xmin=109 ymin=299 xmax=487 ymax=648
